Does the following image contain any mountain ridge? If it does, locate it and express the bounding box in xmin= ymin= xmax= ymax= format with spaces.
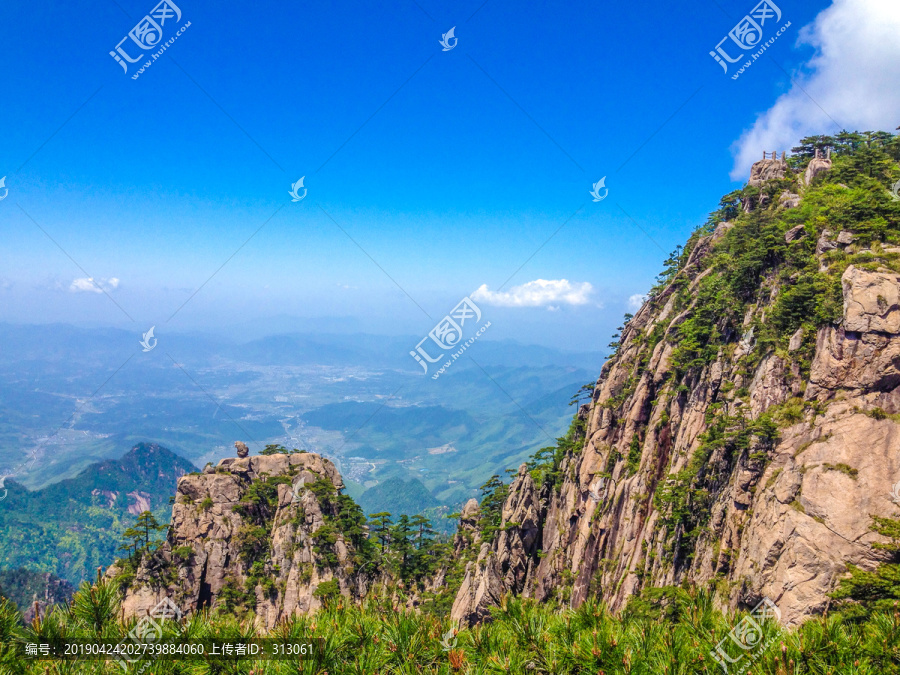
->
xmin=448 ymin=133 xmax=900 ymax=626
xmin=0 ymin=442 xmax=196 ymax=584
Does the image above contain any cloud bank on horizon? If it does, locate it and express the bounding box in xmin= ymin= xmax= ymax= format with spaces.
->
xmin=731 ymin=0 xmax=900 ymax=179
xmin=70 ymin=277 xmax=120 ymax=294
xmin=472 ymin=279 xmax=594 ymax=308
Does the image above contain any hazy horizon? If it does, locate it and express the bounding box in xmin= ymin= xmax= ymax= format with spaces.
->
xmin=0 ymin=312 xmax=614 ymax=353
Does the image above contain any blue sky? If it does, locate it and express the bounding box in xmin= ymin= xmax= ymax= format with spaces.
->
xmin=2 ymin=0 xmax=896 ymax=350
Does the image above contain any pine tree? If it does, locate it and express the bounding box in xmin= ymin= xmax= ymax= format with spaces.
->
xmin=368 ymin=512 xmax=393 ymax=554
xmin=477 ymin=476 xmax=508 ymax=542
xmin=336 ymin=493 xmax=372 ymax=562
xmin=134 ymin=511 xmax=165 ymax=550
xmin=260 ymin=444 xmax=290 ymax=455
xmin=569 ymin=382 xmax=595 ymax=407
xmin=832 ymin=515 xmax=900 ymax=619
xmin=391 ymin=515 xmax=416 ymax=579
xmin=791 ymin=134 xmax=834 ymax=158
xmin=410 ymin=514 xmax=435 ymax=549
xmin=119 ymin=527 xmax=142 ymax=562
xmin=834 ymin=130 xmax=864 ymax=153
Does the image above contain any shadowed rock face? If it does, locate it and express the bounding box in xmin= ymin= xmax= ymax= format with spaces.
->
xmin=449 ymin=232 xmax=900 ymax=626
xmin=116 ymin=453 xmax=353 ymax=629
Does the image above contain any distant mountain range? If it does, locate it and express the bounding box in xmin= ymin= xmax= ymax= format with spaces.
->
xmin=0 ymin=324 xmax=604 ymax=371
xmin=357 ymin=477 xmax=439 ymax=517
xmin=0 ymin=443 xmax=196 ymax=584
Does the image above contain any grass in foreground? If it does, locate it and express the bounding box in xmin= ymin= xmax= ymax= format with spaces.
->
xmin=1 ymin=580 xmax=899 ymax=673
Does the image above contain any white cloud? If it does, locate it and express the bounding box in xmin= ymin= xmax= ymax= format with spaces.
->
xmin=70 ymin=277 xmax=120 ymax=293
xmin=731 ymin=0 xmax=900 ymax=180
xmin=472 ymin=279 xmax=593 ymax=307
xmin=628 ymin=294 xmax=648 ymax=311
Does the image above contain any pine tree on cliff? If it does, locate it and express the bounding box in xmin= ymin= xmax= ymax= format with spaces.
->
xmin=368 ymin=512 xmax=393 ymax=553
xmin=119 ymin=511 xmax=164 ymax=561
xmin=410 ymin=514 xmax=435 ymax=548
xmin=832 ymin=515 xmax=900 ymax=619
xmin=391 ymin=515 xmax=416 ymax=579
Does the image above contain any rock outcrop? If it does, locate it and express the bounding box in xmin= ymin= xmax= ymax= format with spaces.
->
xmin=804 ymin=150 xmax=833 ymax=186
xmin=450 ymin=466 xmax=543 ymax=624
xmin=842 ymin=267 xmax=900 ymax=334
xmin=117 ymin=452 xmax=357 ymax=628
xmin=749 ymin=156 xmax=788 ymax=186
xmin=780 ymin=192 xmax=802 ymax=209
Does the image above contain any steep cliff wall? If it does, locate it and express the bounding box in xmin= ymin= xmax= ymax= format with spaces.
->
xmin=452 ymin=148 xmax=900 ymax=626
xmin=116 ymin=453 xmax=364 ymax=628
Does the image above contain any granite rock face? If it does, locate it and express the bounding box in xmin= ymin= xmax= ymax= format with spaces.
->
xmin=842 ymin=266 xmax=900 ymax=334
xmin=449 ymin=239 xmax=900 ymax=627
xmin=780 ymin=192 xmax=802 ymax=209
xmin=117 ymin=453 xmax=353 ymax=628
xmin=749 ymin=157 xmax=788 ymax=186
xmin=804 ymin=155 xmax=833 ymax=186
xmin=450 ymin=466 xmax=543 ymax=624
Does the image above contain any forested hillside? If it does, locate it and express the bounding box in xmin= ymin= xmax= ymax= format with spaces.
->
xmin=0 ymin=443 xmax=195 ymax=583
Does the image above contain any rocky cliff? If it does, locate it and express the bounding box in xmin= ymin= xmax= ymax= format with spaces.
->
xmin=451 ymin=141 xmax=900 ymax=626
xmin=117 ymin=452 xmax=364 ymax=628
xmin=449 ymin=467 xmax=544 ymax=625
